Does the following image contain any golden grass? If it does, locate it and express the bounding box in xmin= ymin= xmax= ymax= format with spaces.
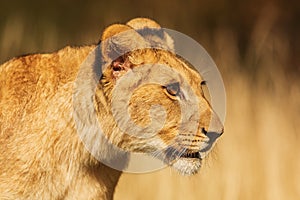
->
xmin=1 ymin=14 xmax=299 ymax=200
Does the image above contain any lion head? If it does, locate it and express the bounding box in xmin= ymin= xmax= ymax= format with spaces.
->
xmin=79 ymin=19 xmax=224 ymax=175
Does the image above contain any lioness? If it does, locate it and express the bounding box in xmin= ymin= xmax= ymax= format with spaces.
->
xmin=0 ymin=18 xmax=223 ymax=199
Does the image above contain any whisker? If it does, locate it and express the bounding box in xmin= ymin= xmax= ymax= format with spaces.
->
xmin=151 ymin=142 xmax=179 ymax=162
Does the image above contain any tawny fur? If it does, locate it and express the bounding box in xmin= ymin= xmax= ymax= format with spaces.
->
xmin=0 ymin=45 xmax=122 ymax=199
xmin=0 ymin=18 xmax=223 ymax=200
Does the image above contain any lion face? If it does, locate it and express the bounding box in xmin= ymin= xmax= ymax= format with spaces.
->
xmin=95 ymin=19 xmax=223 ymax=175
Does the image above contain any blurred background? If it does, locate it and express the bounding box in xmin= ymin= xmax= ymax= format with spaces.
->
xmin=1 ymin=0 xmax=299 ymax=199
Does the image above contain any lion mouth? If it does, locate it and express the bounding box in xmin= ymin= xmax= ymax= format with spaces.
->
xmin=179 ymin=151 xmax=201 ymax=159
xmin=165 ymin=147 xmax=201 ymax=160
xmin=162 ymin=147 xmax=202 ymax=175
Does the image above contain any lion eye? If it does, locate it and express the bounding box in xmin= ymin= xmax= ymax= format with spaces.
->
xmin=201 ymin=80 xmax=211 ymax=103
xmin=165 ymin=82 xmax=180 ymax=96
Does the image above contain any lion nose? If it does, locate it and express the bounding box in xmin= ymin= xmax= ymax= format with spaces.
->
xmin=202 ymin=127 xmax=224 ymax=137
xmin=208 ymin=111 xmax=224 ymax=137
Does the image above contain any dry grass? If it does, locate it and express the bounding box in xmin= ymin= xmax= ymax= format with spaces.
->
xmin=1 ymin=13 xmax=299 ymax=200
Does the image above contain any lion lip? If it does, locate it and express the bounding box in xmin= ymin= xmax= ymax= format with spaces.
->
xmin=165 ymin=147 xmax=202 ymax=161
xmin=179 ymin=152 xmax=201 ymax=159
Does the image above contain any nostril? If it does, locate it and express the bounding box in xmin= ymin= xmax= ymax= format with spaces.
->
xmin=219 ymin=128 xmax=224 ymax=135
xmin=201 ymin=128 xmax=208 ymax=135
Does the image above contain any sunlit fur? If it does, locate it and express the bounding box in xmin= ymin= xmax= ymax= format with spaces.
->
xmin=0 ymin=18 xmax=223 ymax=199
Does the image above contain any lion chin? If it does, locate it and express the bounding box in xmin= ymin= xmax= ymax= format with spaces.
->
xmin=162 ymin=149 xmax=203 ymax=175
xmin=171 ymin=157 xmax=202 ymax=176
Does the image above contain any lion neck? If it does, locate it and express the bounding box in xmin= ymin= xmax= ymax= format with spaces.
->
xmin=70 ymin=45 xmax=129 ymax=199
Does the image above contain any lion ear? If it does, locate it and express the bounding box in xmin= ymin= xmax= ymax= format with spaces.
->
xmin=126 ymin=17 xmax=162 ymax=29
xmin=101 ymin=24 xmax=148 ymax=63
xmin=126 ymin=17 xmax=175 ymax=52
